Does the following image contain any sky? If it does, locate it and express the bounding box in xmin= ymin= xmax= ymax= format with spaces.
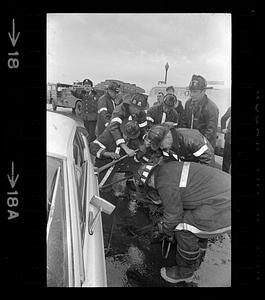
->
xmin=47 ymin=13 xmax=231 ymax=94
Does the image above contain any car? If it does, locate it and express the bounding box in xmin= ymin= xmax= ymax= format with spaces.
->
xmin=47 ymin=110 xmax=115 ymax=287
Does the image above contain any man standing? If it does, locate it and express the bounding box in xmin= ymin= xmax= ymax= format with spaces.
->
xmin=134 ymin=160 xmax=231 ymax=283
xmin=181 ymin=75 xmax=219 ymax=149
xmin=221 ymin=106 xmax=231 ymax=173
xmin=146 ymin=94 xmax=179 ymax=129
xmin=96 ymin=81 xmax=120 ymax=137
xmin=145 ymin=123 xmax=215 ymax=166
xmin=165 ymin=86 xmax=184 ymax=121
xmin=79 ymin=78 xmax=99 ymax=143
xmin=153 ymin=91 xmax=164 ymax=106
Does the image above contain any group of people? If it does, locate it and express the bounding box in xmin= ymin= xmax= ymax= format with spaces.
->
xmin=76 ymin=74 xmax=231 ymax=284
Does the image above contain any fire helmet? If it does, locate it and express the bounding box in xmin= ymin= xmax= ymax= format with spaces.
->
xmin=123 ymin=93 xmax=148 ymax=110
xmin=124 ymin=120 xmax=141 ymax=139
xmin=188 ymin=74 xmax=210 ymax=91
xmin=146 ymin=124 xmax=170 ymax=151
xmin=163 ymin=94 xmax=177 ymax=108
xmin=107 ymin=81 xmax=120 ymax=93
xmin=134 ymin=157 xmax=163 ymax=188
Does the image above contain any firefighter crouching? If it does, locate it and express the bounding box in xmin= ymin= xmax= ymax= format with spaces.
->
xmin=144 ymin=123 xmax=215 ymax=167
xmin=96 ymin=81 xmax=120 ymax=137
xmin=90 ymin=120 xmax=142 ymax=187
xmin=108 ymin=93 xmax=149 ymax=158
xmin=134 ymin=160 xmax=231 ymax=283
xmin=146 ymin=94 xmax=179 ymax=129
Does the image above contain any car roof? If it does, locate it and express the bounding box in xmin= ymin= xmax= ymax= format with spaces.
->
xmin=47 ymin=111 xmax=82 ymax=157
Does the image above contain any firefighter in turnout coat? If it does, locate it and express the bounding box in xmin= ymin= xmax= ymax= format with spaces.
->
xmin=108 ymin=93 xmax=148 ymax=158
xmin=134 ymin=160 xmax=231 ymax=283
xmin=146 ymin=94 xmax=179 ymax=129
xmin=90 ymin=120 xmax=142 ymax=186
xmin=96 ymin=81 xmax=120 ymax=137
xmin=145 ymin=123 xmax=215 ymax=166
xmin=181 ymin=75 xmax=219 ymax=149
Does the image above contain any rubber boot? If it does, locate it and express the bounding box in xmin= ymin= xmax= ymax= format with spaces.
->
xmin=160 ymin=230 xmax=202 ymax=283
xmin=198 ymin=238 xmax=208 ymax=265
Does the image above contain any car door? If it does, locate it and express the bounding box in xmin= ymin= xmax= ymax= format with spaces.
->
xmin=47 ymin=156 xmax=74 ymax=287
xmin=78 ymin=128 xmax=108 ymax=287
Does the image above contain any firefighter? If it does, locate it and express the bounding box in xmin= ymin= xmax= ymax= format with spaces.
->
xmin=181 ymin=75 xmax=219 ymax=149
xmin=108 ymin=93 xmax=149 ymax=158
xmin=221 ymin=106 xmax=231 ymax=173
xmin=90 ymin=120 xmax=142 ymax=185
xmin=146 ymin=94 xmax=179 ymax=129
xmin=145 ymin=123 xmax=215 ymax=166
xmin=96 ymin=81 xmax=120 ymax=137
xmin=165 ymin=86 xmax=184 ymax=121
xmin=77 ymin=78 xmax=99 ymax=143
xmin=134 ymin=160 xmax=231 ymax=283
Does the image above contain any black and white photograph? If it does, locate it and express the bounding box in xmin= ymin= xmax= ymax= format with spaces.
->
xmin=46 ymin=13 xmax=232 ymax=287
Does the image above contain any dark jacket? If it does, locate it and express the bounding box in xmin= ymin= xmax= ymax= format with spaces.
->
xmin=221 ymin=106 xmax=231 ymax=144
xmin=90 ymin=126 xmax=140 ymax=176
xmin=154 ymin=161 xmax=231 ymax=238
xmin=174 ymin=99 xmax=184 ymax=122
xmin=146 ymin=104 xmax=179 ymax=128
xmin=109 ymin=103 xmax=148 ymax=146
xmin=96 ymin=92 xmax=116 ymax=137
xmin=181 ymin=95 xmax=219 ymax=149
xmin=73 ymin=89 xmax=100 ymax=121
xmin=163 ymin=127 xmax=215 ymax=166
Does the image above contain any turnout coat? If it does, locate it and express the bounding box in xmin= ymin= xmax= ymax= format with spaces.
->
xmin=146 ymin=104 xmax=179 ymax=128
xmin=163 ymin=127 xmax=215 ymax=166
xmin=109 ymin=102 xmax=148 ymax=147
xmin=96 ymin=92 xmax=116 ymax=137
xmin=154 ymin=161 xmax=231 ymax=238
xmin=181 ymin=95 xmax=219 ymax=149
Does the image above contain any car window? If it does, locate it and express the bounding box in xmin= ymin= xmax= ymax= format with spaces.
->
xmin=47 ymin=156 xmax=69 ymax=287
xmin=73 ymin=132 xmax=84 ymax=167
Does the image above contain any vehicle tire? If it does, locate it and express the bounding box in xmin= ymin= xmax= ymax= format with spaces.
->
xmin=75 ymin=100 xmax=82 ymax=116
xmin=52 ymin=100 xmax=57 ymax=111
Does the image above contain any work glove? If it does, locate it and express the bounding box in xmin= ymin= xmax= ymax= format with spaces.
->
xmin=156 ymin=221 xmax=175 ymax=242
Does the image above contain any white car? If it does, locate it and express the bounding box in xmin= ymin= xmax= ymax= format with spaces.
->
xmin=47 ymin=110 xmax=115 ymax=287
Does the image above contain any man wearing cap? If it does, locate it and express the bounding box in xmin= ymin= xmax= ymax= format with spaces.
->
xmin=90 ymin=120 xmax=142 ymax=185
xmin=145 ymin=123 xmax=215 ymax=166
xmin=146 ymin=94 xmax=179 ymax=129
xmin=75 ymin=78 xmax=100 ymax=143
xmin=96 ymin=81 xmax=120 ymax=137
xmin=165 ymin=86 xmax=184 ymax=120
xmin=134 ymin=160 xmax=231 ymax=283
xmin=109 ymin=93 xmax=149 ymax=158
xmin=181 ymin=75 xmax=219 ymax=149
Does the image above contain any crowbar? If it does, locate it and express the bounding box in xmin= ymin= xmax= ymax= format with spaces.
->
xmin=161 ymin=239 xmax=172 ymax=259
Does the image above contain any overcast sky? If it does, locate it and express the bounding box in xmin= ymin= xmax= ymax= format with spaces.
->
xmin=47 ymin=13 xmax=231 ymax=93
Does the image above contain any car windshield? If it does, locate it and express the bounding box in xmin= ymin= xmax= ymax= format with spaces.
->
xmin=47 ymin=156 xmax=69 ymax=287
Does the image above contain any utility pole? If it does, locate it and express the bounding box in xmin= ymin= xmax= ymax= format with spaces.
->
xmin=165 ymin=62 xmax=169 ymax=84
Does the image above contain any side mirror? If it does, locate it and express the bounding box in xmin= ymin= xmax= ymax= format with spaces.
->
xmin=88 ymin=195 xmax=115 ymax=235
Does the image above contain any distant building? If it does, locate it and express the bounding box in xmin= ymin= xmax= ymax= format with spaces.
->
xmin=95 ymin=79 xmax=145 ymax=94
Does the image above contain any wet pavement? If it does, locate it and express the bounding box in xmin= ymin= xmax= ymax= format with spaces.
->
xmin=101 ymin=174 xmax=231 ymax=287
